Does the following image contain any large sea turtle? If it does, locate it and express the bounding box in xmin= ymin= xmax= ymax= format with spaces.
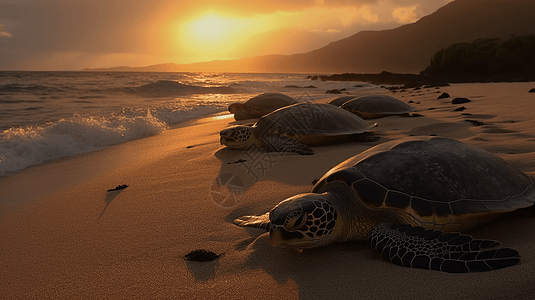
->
xmin=228 ymin=93 xmax=297 ymax=121
xmin=234 ymin=136 xmax=535 ymax=272
xmin=340 ymin=95 xmax=415 ymax=119
xmin=220 ymin=102 xmax=375 ymax=155
xmin=327 ymin=96 xmax=357 ymax=107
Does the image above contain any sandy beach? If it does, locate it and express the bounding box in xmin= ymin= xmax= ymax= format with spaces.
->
xmin=1 ymin=82 xmax=535 ymax=299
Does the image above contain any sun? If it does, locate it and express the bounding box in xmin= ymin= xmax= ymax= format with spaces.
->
xmin=177 ymin=13 xmax=268 ymax=61
xmin=190 ymin=16 xmax=229 ymax=40
xmin=180 ymin=14 xmax=239 ymax=51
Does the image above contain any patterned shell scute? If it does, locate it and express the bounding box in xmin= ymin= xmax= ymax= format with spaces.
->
xmin=256 ymin=102 xmax=372 ymax=137
xmin=313 ymin=136 xmax=535 ymax=216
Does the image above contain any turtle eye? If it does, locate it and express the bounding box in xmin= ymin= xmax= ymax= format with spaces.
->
xmin=285 ymin=212 xmax=308 ymax=231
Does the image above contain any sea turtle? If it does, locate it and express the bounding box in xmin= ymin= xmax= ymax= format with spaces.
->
xmin=228 ymin=93 xmax=297 ymax=121
xmin=327 ymin=96 xmax=357 ymax=107
xmin=340 ymin=95 xmax=415 ymax=119
xmin=220 ymin=102 xmax=375 ymax=155
xmin=234 ymin=136 xmax=535 ymax=272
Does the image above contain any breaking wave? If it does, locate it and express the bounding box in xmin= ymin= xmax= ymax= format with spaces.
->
xmin=0 ymin=105 xmax=225 ymax=176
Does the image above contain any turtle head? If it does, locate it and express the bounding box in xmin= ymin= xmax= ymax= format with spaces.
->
xmin=268 ymin=193 xmax=339 ymax=249
xmin=220 ymin=125 xmax=256 ymax=149
xmin=228 ymin=103 xmax=245 ymax=114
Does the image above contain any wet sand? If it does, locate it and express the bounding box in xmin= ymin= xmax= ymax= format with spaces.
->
xmin=1 ymin=82 xmax=535 ymax=299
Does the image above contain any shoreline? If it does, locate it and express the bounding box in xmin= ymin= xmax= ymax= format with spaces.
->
xmin=311 ymin=71 xmax=535 ymax=88
xmin=1 ymin=82 xmax=535 ymax=299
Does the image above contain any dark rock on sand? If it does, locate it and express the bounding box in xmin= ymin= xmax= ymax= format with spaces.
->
xmin=184 ymin=249 xmax=220 ymax=262
xmin=529 ymin=88 xmax=535 ymax=93
xmin=438 ymin=92 xmax=450 ymax=99
xmin=465 ymin=119 xmax=484 ymax=126
xmin=453 ymin=106 xmax=466 ymax=111
xmin=285 ymin=85 xmax=318 ymax=89
xmin=107 ymin=184 xmax=128 ymax=192
xmin=452 ymin=97 xmax=470 ymax=104
xmin=326 ymin=89 xmax=343 ymax=94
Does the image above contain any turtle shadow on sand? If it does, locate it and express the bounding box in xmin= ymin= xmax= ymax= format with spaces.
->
xmin=184 ymin=257 xmax=221 ymax=282
xmin=213 ymin=147 xmax=310 ymax=193
xmin=229 ymin=213 xmax=535 ymax=299
xmin=231 ymin=233 xmax=388 ymax=298
xmin=98 ymin=188 xmax=126 ymax=219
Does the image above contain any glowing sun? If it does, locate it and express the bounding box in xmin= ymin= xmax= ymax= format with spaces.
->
xmin=191 ymin=16 xmax=230 ymax=40
xmin=178 ymin=14 xmax=264 ymax=60
xmin=181 ymin=15 xmax=239 ymax=50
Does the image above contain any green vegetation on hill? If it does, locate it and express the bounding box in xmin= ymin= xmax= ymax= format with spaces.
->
xmin=425 ymin=35 xmax=535 ymax=77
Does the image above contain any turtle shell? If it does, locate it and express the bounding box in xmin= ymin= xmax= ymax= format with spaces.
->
xmin=233 ymin=93 xmax=297 ymax=120
xmin=246 ymin=93 xmax=296 ymax=111
xmin=254 ymin=102 xmax=373 ymax=145
xmin=340 ymin=95 xmax=415 ymax=119
xmin=328 ymin=96 xmax=357 ymax=107
xmin=313 ymin=136 xmax=535 ymax=231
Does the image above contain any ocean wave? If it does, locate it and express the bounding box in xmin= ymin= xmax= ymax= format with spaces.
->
xmin=121 ymin=80 xmax=236 ymax=97
xmin=0 ymin=83 xmax=64 ymax=94
xmin=0 ymin=106 xmax=225 ymax=176
xmin=0 ymin=99 xmax=46 ymax=104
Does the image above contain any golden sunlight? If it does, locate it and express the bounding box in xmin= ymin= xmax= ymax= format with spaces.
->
xmin=179 ymin=14 xmax=251 ymax=59
xmin=190 ymin=15 xmax=230 ymax=41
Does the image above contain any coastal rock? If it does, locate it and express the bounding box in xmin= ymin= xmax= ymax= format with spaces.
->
xmin=452 ymin=97 xmax=470 ymax=104
xmin=284 ymin=85 xmax=318 ymax=89
xmin=438 ymin=92 xmax=450 ymax=99
xmin=184 ymin=249 xmax=220 ymax=262
xmin=326 ymin=89 xmax=343 ymax=94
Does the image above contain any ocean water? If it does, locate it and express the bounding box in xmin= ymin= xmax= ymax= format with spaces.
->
xmin=0 ymin=71 xmax=378 ymax=177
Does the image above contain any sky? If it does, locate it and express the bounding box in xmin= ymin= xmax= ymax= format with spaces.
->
xmin=0 ymin=0 xmax=453 ymax=71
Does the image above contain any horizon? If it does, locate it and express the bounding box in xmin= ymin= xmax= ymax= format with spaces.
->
xmin=0 ymin=0 xmax=453 ymax=71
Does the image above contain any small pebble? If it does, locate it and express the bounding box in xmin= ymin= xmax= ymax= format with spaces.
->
xmin=452 ymin=97 xmax=470 ymax=104
xmin=438 ymin=92 xmax=450 ymax=99
xmin=184 ymin=249 xmax=220 ymax=262
xmin=465 ymin=119 xmax=484 ymax=126
xmin=107 ymin=184 xmax=128 ymax=192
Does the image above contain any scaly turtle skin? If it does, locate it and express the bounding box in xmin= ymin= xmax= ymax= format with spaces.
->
xmin=220 ymin=102 xmax=375 ymax=155
xmin=341 ymin=95 xmax=415 ymax=119
xmin=228 ymin=93 xmax=297 ymax=121
xmin=234 ymin=136 xmax=535 ymax=272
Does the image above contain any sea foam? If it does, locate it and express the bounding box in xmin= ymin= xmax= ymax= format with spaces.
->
xmin=0 ymin=106 xmax=223 ymax=176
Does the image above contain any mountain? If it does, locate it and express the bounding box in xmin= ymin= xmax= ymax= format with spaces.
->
xmin=87 ymin=0 xmax=535 ymax=74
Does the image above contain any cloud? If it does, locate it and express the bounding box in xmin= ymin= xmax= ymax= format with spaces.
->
xmin=0 ymin=0 xmax=456 ymax=70
xmin=0 ymin=23 xmax=12 ymax=37
xmin=392 ymin=5 xmax=418 ymax=23
xmin=340 ymin=5 xmax=379 ymax=26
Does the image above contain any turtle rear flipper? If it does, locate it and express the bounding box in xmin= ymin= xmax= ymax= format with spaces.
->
xmin=234 ymin=213 xmax=270 ymax=231
xmin=263 ymin=135 xmax=313 ymax=155
xmin=368 ymin=222 xmax=520 ymax=273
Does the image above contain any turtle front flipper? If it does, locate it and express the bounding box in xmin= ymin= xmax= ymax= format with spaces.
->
xmin=234 ymin=212 xmax=270 ymax=231
xmin=368 ymin=222 xmax=520 ymax=273
xmin=263 ymin=135 xmax=313 ymax=155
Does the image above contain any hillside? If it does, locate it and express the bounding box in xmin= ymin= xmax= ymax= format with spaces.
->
xmin=87 ymin=0 xmax=535 ymax=74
